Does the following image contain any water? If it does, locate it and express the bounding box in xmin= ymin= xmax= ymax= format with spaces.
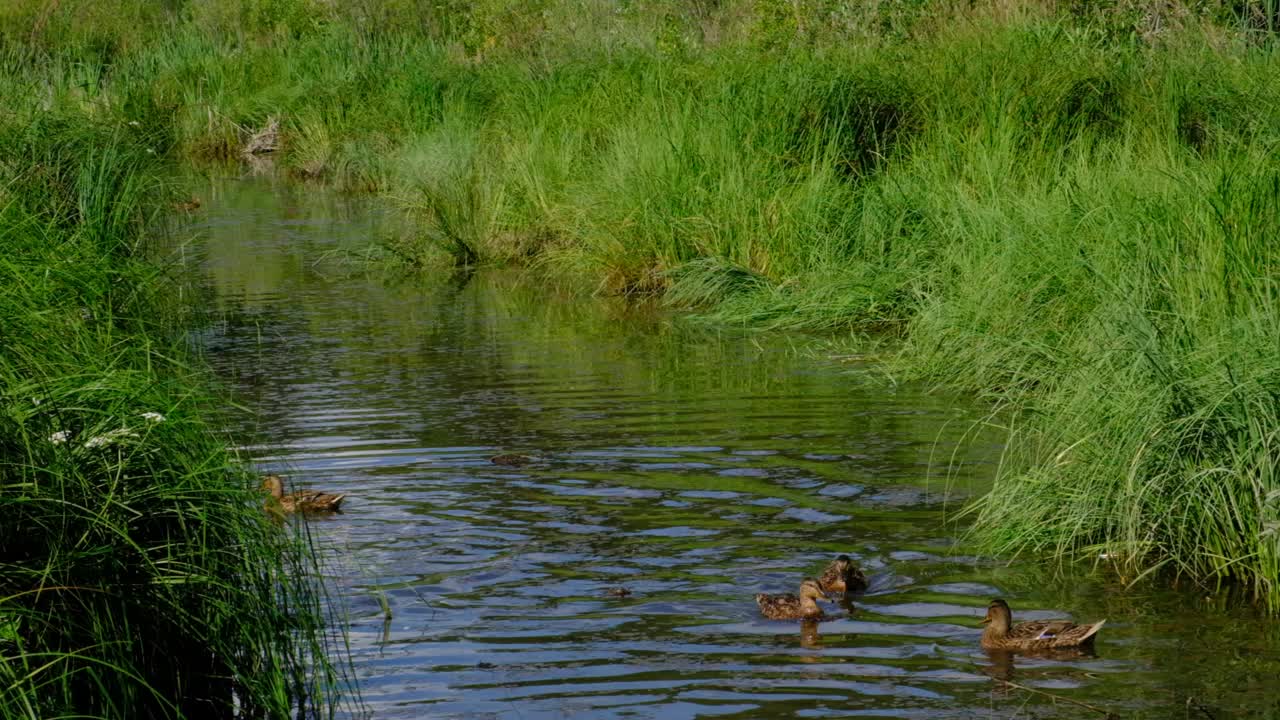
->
xmin=184 ymin=174 xmax=1280 ymax=719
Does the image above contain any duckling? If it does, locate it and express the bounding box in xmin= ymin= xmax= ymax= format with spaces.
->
xmin=756 ymin=579 xmax=830 ymax=621
xmin=980 ymin=598 xmax=1106 ymax=651
xmin=817 ymin=554 xmax=868 ymax=595
xmin=173 ymin=197 xmax=201 ymax=212
xmin=604 ymin=586 xmax=632 ymax=598
xmin=262 ymin=474 xmax=346 ymax=514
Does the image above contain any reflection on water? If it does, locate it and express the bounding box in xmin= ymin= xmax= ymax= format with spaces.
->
xmin=184 ymin=175 xmax=1280 ymax=719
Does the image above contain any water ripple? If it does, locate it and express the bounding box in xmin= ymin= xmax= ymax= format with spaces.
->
xmin=186 ymin=175 xmax=1280 ymax=720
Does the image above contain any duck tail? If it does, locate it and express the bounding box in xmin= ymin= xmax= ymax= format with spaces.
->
xmin=1079 ymin=618 xmax=1106 ymax=643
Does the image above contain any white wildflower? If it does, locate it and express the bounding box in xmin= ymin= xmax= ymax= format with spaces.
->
xmin=32 ymin=398 xmax=42 ymax=406
xmin=84 ymin=428 xmax=139 ymax=449
xmin=140 ymin=411 xmax=166 ymax=423
xmin=128 ymin=120 xmax=140 ymax=127
xmin=49 ymin=430 xmax=71 ymax=444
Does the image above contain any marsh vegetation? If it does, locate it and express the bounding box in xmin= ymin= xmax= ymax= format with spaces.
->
xmin=0 ymin=43 xmax=341 ymax=720
xmin=2 ymin=0 xmax=1279 ymax=715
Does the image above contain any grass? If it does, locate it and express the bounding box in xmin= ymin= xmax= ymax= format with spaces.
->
xmin=3 ymin=0 xmax=1279 ymax=616
xmin=0 ymin=69 xmax=343 ymax=717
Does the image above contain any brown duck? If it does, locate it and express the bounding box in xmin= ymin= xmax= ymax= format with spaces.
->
xmin=817 ymin=554 xmax=868 ymax=595
xmin=262 ymin=474 xmax=346 ymax=514
xmin=980 ymin=598 xmax=1106 ymax=651
xmin=756 ymin=579 xmax=830 ymax=621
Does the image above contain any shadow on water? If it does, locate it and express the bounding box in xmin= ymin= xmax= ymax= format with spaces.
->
xmin=178 ymin=173 xmax=1280 ymax=719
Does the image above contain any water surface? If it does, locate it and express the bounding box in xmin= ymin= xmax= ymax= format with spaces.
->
xmin=185 ymin=174 xmax=1280 ymax=719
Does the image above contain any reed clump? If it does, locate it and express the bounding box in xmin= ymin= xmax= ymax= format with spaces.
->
xmin=0 ymin=85 xmax=340 ymax=716
xmin=4 ymin=0 xmax=1279 ymax=609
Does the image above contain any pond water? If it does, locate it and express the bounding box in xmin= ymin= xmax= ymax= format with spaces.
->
xmin=184 ymin=174 xmax=1280 ymax=719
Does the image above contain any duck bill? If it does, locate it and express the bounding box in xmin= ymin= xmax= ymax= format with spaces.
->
xmin=980 ymin=617 xmax=991 ymax=625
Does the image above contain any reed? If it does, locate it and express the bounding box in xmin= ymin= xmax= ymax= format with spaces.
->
xmin=0 ymin=92 xmax=342 ymax=716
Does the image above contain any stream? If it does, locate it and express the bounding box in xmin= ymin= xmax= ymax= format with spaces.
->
xmin=183 ymin=173 xmax=1280 ymax=719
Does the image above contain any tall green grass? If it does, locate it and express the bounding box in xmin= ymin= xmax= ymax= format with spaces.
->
xmin=0 ymin=76 xmax=342 ymax=716
xmin=5 ymin=0 xmax=1279 ymax=609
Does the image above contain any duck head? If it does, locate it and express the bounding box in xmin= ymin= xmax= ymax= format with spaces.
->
xmin=261 ymin=474 xmax=285 ymax=500
xmin=799 ymin=578 xmax=830 ymax=603
xmin=982 ymin=598 xmax=1013 ymax=635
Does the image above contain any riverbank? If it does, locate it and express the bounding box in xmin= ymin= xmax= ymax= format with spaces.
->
xmin=5 ymin=0 xmax=1278 ymax=612
xmin=0 ymin=55 xmax=341 ymax=718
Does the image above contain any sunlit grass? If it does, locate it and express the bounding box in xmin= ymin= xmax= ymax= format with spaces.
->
xmin=4 ymin=0 xmax=1279 ymax=613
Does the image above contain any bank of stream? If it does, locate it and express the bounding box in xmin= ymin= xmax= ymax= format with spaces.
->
xmin=184 ymin=174 xmax=1280 ymax=718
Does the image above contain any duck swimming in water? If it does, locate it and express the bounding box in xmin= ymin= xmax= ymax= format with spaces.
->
xmin=756 ymin=579 xmax=830 ymax=621
xmin=262 ymin=474 xmax=346 ymax=514
xmin=817 ymin=554 xmax=868 ymax=595
xmin=980 ymin=598 xmax=1106 ymax=651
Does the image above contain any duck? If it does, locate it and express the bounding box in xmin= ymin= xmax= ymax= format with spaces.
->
xmin=817 ymin=554 xmax=868 ymax=595
xmin=980 ymin=598 xmax=1106 ymax=651
xmin=756 ymin=579 xmax=830 ymax=621
xmin=261 ymin=474 xmax=346 ymax=514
